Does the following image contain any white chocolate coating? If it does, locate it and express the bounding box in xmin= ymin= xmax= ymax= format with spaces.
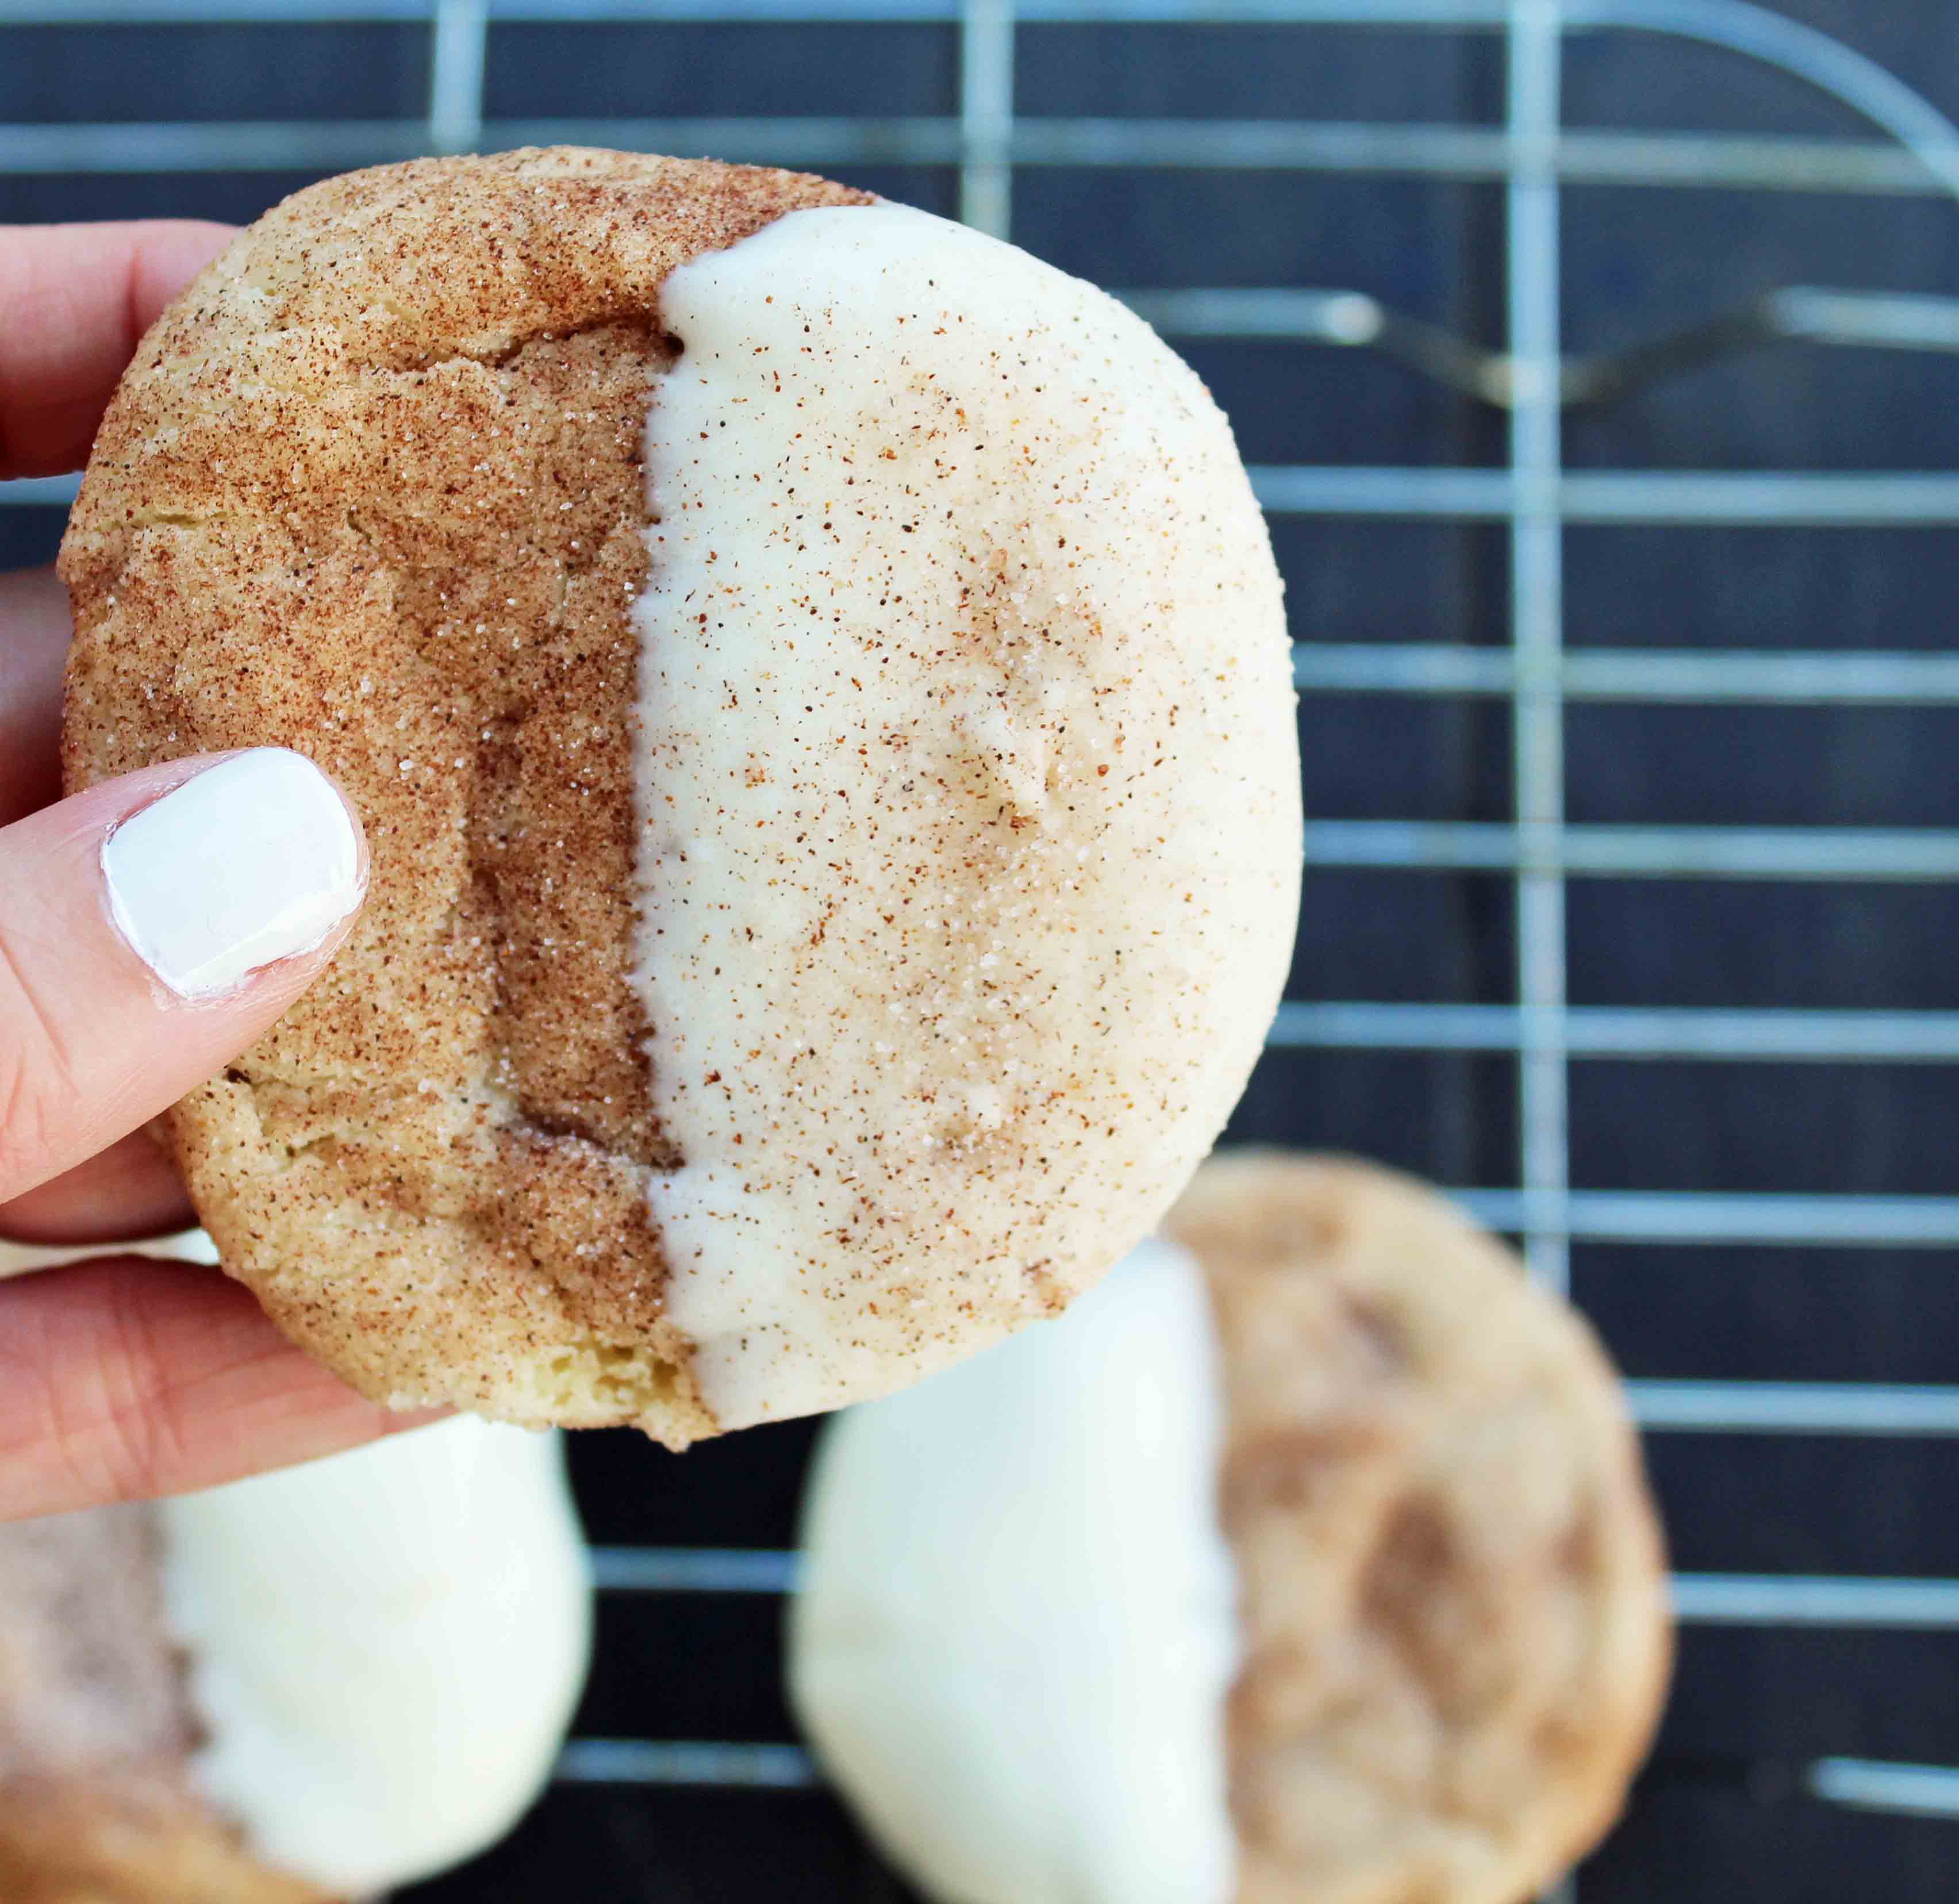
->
xmin=161 ymin=1415 xmax=591 ymax=1895
xmin=0 ymin=1229 xmax=590 ymax=1889
xmin=631 ymin=202 xmax=1300 ymax=1430
xmin=790 ymin=1236 xmax=1238 ymax=1903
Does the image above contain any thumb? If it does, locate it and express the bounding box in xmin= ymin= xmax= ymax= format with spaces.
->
xmin=0 ymin=748 xmax=366 ymax=1204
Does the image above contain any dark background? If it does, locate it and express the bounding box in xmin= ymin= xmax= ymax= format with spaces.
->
xmin=7 ymin=3 xmax=1959 ymax=1897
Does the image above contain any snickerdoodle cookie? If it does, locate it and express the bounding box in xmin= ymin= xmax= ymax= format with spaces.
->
xmin=0 ymin=1417 xmax=587 ymax=1901
xmin=60 ymin=149 xmax=1301 ymax=1442
xmin=792 ymin=1153 xmax=1671 ymax=1904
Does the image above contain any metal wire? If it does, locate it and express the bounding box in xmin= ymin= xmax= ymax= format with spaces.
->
xmin=1810 ymin=1758 xmax=1959 ymax=1824
xmin=1461 ymin=1190 xmax=1959 ymax=1247
xmin=1300 ymin=819 xmax=1959 ymax=880
xmin=958 ymin=0 xmax=1013 ymax=236
xmin=1292 ymin=643 xmax=1959 ymax=703
xmin=586 ymin=1547 xmax=1959 ymax=1613
xmin=10 ymin=0 xmax=1959 ymax=1875
xmin=1121 ymin=285 xmax=1959 ymax=409
xmin=428 ymin=0 xmax=489 ymax=153
xmin=1251 ymin=466 xmax=1959 ymax=521
xmin=1272 ymin=1002 xmax=1959 ymax=1062
xmin=555 ymin=1739 xmax=820 ymax=1787
xmin=1505 ymin=0 xmax=1569 ymax=1296
xmin=8 ymin=116 xmax=1959 ymax=195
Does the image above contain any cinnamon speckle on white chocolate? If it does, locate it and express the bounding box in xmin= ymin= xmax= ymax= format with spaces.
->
xmin=630 ymin=204 xmax=1299 ymax=1426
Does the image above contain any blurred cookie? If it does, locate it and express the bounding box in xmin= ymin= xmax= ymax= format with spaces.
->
xmin=60 ymin=148 xmax=1300 ymax=1445
xmin=0 ymin=1505 xmax=314 ymax=1904
xmin=792 ymin=1151 xmax=1672 ymax=1904
xmin=0 ymin=1418 xmax=590 ymax=1901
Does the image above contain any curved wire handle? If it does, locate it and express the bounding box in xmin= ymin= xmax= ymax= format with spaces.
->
xmin=1117 ymin=0 xmax=1959 ymax=412
xmin=1117 ymin=283 xmax=1959 ymax=409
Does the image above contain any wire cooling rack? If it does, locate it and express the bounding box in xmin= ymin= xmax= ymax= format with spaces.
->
xmin=9 ymin=1 xmax=1959 ymax=1896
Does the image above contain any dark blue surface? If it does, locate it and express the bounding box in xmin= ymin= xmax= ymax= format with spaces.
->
xmin=7 ymin=5 xmax=1959 ymax=1898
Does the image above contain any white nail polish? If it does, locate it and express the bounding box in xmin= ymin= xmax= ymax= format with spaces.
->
xmin=102 ymin=749 xmax=364 ymax=1000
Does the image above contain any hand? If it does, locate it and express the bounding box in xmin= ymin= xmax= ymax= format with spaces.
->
xmin=0 ymin=222 xmax=435 ymax=1521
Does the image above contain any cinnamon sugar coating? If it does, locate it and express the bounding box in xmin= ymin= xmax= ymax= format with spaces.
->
xmin=61 ymin=151 xmax=865 ymax=1439
xmin=1169 ymin=1155 xmax=1672 ymax=1904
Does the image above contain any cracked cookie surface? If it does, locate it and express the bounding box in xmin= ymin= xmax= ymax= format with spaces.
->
xmin=60 ymin=151 xmax=867 ymax=1440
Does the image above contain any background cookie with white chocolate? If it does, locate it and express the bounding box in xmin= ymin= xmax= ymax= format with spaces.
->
xmin=792 ymin=1151 xmax=1672 ymax=1904
xmin=0 ymin=1414 xmax=590 ymax=1903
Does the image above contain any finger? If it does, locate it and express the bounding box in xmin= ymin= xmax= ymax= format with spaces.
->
xmin=0 ymin=748 xmax=367 ymax=1205
xmin=0 ymin=220 xmax=235 ymax=478
xmin=0 ymin=571 xmax=201 ymax=1245
xmin=0 ymin=1254 xmax=443 ymax=1519
xmin=0 ymin=565 xmax=71 ymax=824
xmin=0 ymin=1129 xmax=192 ymax=1246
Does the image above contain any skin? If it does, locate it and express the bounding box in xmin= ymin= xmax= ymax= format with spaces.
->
xmin=0 ymin=222 xmax=440 ymax=1522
